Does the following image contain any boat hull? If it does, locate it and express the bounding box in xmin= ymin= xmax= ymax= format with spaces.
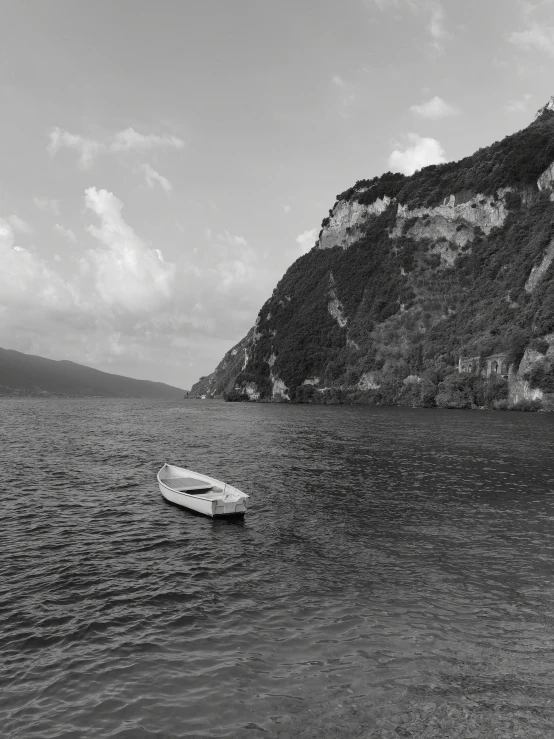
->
xmin=158 ymin=481 xmax=216 ymax=516
xmin=157 ymin=474 xmax=248 ymax=518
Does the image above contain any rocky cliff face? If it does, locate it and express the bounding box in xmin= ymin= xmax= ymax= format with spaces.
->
xmin=190 ymin=328 xmax=254 ymax=397
xmin=317 ymin=196 xmax=392 ymax=250
xmin=319 ymin=188 xmax=514 ymax=254
xmin=195 ymin=102 xmax=554 ymax=409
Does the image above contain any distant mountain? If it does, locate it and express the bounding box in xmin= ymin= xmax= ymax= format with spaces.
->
xmin=194 ymin=99 xmax=554 ymax=410
xmin=0 ymin=347 xmax=186 ymax=398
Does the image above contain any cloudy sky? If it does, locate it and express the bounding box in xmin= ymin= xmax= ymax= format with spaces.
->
xmin=1 ymin=0 xmax=553 ymax=388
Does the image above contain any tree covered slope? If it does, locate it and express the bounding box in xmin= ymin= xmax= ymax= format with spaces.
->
xmin=0 ymin=347 xmax=186 ymax=398
xmin=196 ymin=101 xmax=554 ymax=409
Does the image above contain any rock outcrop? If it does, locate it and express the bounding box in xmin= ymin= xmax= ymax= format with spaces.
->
xmin=509 ymin=349 xmax=545 ymax=405
xmin=317 ymin=196 xmax=391 ymax=250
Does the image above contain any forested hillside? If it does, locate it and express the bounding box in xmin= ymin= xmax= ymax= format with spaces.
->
xmin=0 ymin=347 xmax=186 ymax=398
xmin=194 ymin=101 xmax=554 ymax=410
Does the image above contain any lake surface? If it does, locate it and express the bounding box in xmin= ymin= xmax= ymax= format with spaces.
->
xmin=2 ymin=400 xmax=554 ymax=738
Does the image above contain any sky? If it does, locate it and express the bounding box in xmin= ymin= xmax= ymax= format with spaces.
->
xmin=1 ymin=0 xmax=553 ymax=389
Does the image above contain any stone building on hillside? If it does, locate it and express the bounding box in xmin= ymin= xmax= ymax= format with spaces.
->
xmin=458 ymin=355 xmax=481 ymax=374
xmin=458 ymin=353 xmax=510 ymax=378
xmin=484 ymin=353 xmax=510 ymax=378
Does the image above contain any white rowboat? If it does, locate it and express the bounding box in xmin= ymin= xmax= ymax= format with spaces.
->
xmin=157 ymin=463 xmax=249 ymax=517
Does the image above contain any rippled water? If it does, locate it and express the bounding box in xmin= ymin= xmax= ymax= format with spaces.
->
xmin=2 ymin=400 xmax=554 ymax=738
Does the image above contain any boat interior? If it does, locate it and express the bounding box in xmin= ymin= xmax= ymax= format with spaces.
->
xmin=161 ymin=475 xmax=224 ymax=496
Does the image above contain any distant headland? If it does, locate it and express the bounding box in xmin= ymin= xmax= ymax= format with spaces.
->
xmin=0 ymin=347 xmax=186 ymax=399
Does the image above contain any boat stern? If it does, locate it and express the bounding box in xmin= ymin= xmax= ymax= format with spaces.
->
xmin=212 ymin=497 xmax=248 ymax=517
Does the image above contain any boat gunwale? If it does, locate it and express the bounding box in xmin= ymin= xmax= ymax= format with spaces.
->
xmin=157 ymin=463 xmax=249 ymax=502
xmin=157 ymin=475 xmax=213 ymax=502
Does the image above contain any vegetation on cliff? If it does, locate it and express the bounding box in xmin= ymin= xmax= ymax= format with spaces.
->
xmin=338 ymin=105 xmax=554 ymax=208
xmin=196 ymin=104 xmax=554 ymax=410
xmin=190 ymin=329 xmax=253 ymax=397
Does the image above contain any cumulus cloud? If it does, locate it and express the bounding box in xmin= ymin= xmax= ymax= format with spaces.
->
xmin=0 ymin=218 xmax=83 ymax=320
xmin=0 ymin=191 xmax=179 ymax=335
xmin=48 ymin=128 xmax=104 ymax=169
xmin=410 ymin=95 xmax=459 ymax=118
xmin=212 ymin=243 xmax=258 ymax=293
xmin=388 ymin=133 xmax=446 ymax=175
xmin=508 ymin=1 xmax=554 ymax=56
xmin=508 ymin=23 xmax=554 ymax=56
xmin=84 ymin=187 xmax=175 ymax=313
xmin=54 ymin=223 xmax=76 ymax=242
xmin=33 ymin=197 xmax=60 ymax=216
xmin=140 ymin=163 xmax=173 ymax=193
xmin=0 ymin=188 xmax=294 ymax=386
xmin=0 ymin=196 xmax=179 ymax=377
xmin=110 ymin=127 xmax=184 ymax=152
xmin=427 ymin=3 xmax=448 ymax=53
xmin=8 ymin=215 xmax=33 ymax=235
xmin=47 ymin=126 xmax=185 ymax=169
xmin=216 ymin=230 xmax=248 ymax=247
xmin=506 ymin=92 xmax=533 ymax=113
xmin=296 ymin=228 xmax=318 ymax=254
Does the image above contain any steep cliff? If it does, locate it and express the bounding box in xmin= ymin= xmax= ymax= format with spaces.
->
xmin=195 ymin=101 xmax=554 ymax=409
xmin=190 ymin=329 xmax=255 ymax=397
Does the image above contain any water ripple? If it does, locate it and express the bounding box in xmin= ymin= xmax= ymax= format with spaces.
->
xmin=1 ymin=400 xmax=554 ymax=737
